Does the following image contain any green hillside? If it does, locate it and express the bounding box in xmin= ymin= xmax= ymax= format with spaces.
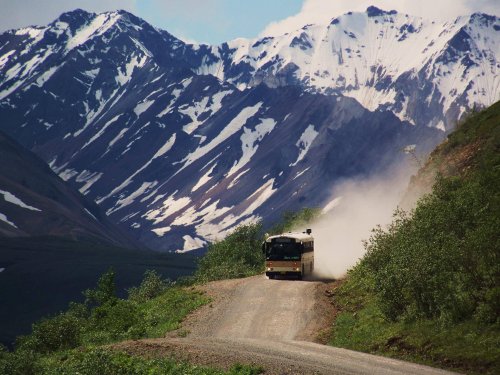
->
xmin=0 ymin=237 xmax=198 ymax=348
xmin=329 ymin=101 xmax=500 ymax=374
xmin=0 ymin=268 xmax=262 ymax=375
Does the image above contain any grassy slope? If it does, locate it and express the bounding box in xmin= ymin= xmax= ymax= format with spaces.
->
xmin=328 ymin=101 xmax=500 ymax=374
xmin=0 ymin=268 xmax=262 ymax=374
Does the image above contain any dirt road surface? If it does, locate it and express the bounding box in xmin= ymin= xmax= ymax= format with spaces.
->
xmin=115 ymin=275 xmax=457 ymax=374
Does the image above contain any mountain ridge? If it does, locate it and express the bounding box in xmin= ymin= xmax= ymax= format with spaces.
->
xmin=195 ymin=6 xmax=499 ymax=130
xmin=0 ymin=6 xmax=497 ymax=251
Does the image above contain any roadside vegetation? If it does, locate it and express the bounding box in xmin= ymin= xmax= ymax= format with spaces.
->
xmin=0 ymin=269 xmax=260 ymax=374
xmin=329 ymin=102 xmax=500 ymax=374
xmin=193 ymin=223 xmax=264 ymax=283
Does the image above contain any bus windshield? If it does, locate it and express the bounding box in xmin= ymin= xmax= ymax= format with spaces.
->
xmin=266 ymin=242 xmax=301 ymax=260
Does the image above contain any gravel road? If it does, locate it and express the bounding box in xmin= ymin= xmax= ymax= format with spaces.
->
xmin=116 ymin=275 xmax=457 ymax=374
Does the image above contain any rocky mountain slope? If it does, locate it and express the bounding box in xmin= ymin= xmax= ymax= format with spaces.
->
xmin=0 ymin=130 xmax=136 ymax=248
xmin=0 ymin=7 xmax=497 ymax=251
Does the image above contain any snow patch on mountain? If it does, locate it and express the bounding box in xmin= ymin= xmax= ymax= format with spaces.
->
xmin=76 ymin=170 xmax=103 ymax=195
xmin=59 ymin=168 xmax=78 ymax=181
xmin=181 ymin=90 xmax=232 ymax=135
xmin=144 ymin=192 xmax=191 ymax=225
xmin=152 ymin=133 xmax=176 ymax=159
xmin=134 ymin=100 xmax=154 ymax=117
xmin=110 ymin=181 xmax=158 ymax=214
xmin=0 ymin=190 xmax=41 ymax=211
xmin=82 ymin=114 xmax=121 ymax=149
xmin=0 ymin=213 xmax=17 ymax=228
xmin=179 ymin=102 xmax=263 ymax=171
xmin=177 ymin=235 xmax=206 ymax=253
xmin=191 ymin=163 xmax=217 ymax=192
xmin=228 ymin=168 xmax=250 ymax=189
xmin=98 ymin=133 xmax=177 ymax=205
xmin=290 ymin=124 xmax=318 ymax=166
xmin=243 ymin=178 xmax=277 ymax=216
xmin=227 ymin=118 xmax=277 ymax=177
xmin=151 ymin=226 xmax=171 ymax=236
xmin=116 ymin=54 xmax=146 ymax=86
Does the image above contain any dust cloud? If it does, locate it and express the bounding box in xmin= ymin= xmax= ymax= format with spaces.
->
xmin=309 ymin=165 xmax=418 ymax=279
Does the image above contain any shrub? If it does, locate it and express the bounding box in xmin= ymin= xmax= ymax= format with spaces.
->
xmin=16 ymin=313 xmax=82 ymax=354
xmin=194 ymin=223 xmax=264 ymax=283
xmin=85 ymin=299 xmax=143 ymax=344
xmin=43 ymin=349 xmax=134 ymax=375
xmin=0 ymin=346 xmax=39 ymax=375
xmin=83 ymin=268 xmax=117 ymax=307
xmin=128 ymin=270 xmax=173 ymax=303
xmin=360 ymin=171 xmax=499 ymax=323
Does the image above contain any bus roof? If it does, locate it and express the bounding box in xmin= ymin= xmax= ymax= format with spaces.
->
xmin=265 ymin=232 xmax=314 ymax=242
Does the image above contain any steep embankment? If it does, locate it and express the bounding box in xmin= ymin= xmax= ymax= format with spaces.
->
xmin=329 ymin=101 xmax=500 ymax=374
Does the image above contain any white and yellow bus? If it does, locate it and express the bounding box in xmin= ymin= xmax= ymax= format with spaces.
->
xmin=262 ymin=229 xmax=314 ymax=280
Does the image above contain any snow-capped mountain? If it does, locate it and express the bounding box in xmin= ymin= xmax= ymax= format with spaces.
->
xmin=197 ymin=6 xmax=499 ymax=131
xmin=0 ymin=7 xmax=497 ymax=251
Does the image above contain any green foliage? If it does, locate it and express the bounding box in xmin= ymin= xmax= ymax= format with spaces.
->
xmin=83 ymin=268 xmax=117 ymax=307
xmin=37 ymin=348 xmax=263 ymax=375
xmin=362 ymin=170 xmax=499 ymax=323
xmin=269 ymin=207 xmax=321 ymax=235
xmin=194 ymin=223 xmax=265 ymax=283
xmin=128 ymin=269 xmax=173 ymax=303
xmin=330 ymin=296 xmax=500 ymax=374
xmin=227 ymin=363 xmax=264 ymax=375
xmin=85 ymin=299 xmax=143 ymax=344
xmin=0 ymin=345 xmax=39 ymax=375
xmin=349 ymin=101 xmax=500 ymax=324
xmin=16 ymin=313 xmax=82 ymax=354
xmin=5 ymin=267 xmax=208 ymax=374
xmin=137 ymin=287 xmax=208 ymax=337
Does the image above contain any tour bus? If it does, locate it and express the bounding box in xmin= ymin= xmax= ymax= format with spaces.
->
xmin=262 ymin=229 xmax=314 ymax=280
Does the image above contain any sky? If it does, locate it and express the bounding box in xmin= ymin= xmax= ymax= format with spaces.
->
xmin=0 ymin=0 xmax=498 ymax=44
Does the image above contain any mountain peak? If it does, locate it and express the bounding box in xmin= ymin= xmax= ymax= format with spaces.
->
xmin=469 ymin=12 xmax=499 ymax=27
xmin=366 ymin=6 xmax=398 ymax=18
xmin=56 ymin=8 xmax=95 ymax=24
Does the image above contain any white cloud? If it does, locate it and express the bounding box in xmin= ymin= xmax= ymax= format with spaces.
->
xmin=0 ymin=0 xmax=136 ymax=32
xmin=261 ymin=0 xmax=499 ymax=37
